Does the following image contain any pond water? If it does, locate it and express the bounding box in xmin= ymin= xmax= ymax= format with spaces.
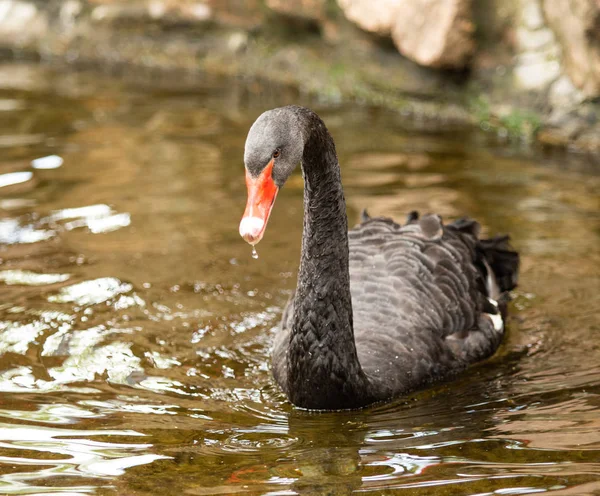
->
xmin=0 ymin=61 xmax=599 ymax=496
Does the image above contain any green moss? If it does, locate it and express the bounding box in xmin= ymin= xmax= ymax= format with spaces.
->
xmin=468 ymin=94 xmax=542 ymax=139
xmin=500 ymin=109 xmax=542 ymax=137
xmin=470 ymin=95 xmax=492 ymax=123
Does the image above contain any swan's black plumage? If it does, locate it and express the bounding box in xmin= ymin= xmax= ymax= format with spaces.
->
xmin=244 ymin=105 xmax=519 ymax=410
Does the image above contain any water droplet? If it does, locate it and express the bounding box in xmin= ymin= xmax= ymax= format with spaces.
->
xmin=251 ymin=246 xmax=259 ymax=259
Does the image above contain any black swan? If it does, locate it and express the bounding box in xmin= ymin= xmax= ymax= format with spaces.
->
xmin=239 ymin=105 xmax=519 ymax=410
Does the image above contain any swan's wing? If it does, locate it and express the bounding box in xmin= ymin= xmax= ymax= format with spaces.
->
xmin=348 ymin=213 xmax=514 ymax=397
xmin=272 ymin=213 xmax=518 ymax=400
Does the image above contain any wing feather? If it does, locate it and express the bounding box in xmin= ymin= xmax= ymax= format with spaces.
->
xmin=275 ymin=212 xmax=518 ymax=400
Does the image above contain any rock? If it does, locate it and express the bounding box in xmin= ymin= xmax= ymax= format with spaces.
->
xmin=515 ymin=25 xmax=554 ymax=52
xmin=548 ymin=75 xmax=585 ymax=113
xmin=575 ymin=125 xmax=600 ymax=153
xmin=88 ymin=1 xmax=265 ymax=30
xmin=537 ymin=101 xmax=600 ymax=153
xmin=520 ymin=0 xmax=545 ymax=30
xmin=543 ymin=0 xmax=600 ymax=98
xmin=266 ymin=0 xmax=327 ymax=23
xmin=512 ymin=0 xmax=562 ymax=91
xmin=336 ymin=0 xmax=401 ymax=36
xmin=514 ymin=51 xmax=561 ymax=90
xmin=227 ymin=31 xmax=247 ymax=53
xmin=543 ymin=118 xmax=586 ymax=142
xmin=90 ymin=4 xmax=138 ymax=23
xmin=391 ymin=0 xmax=476 ymax=69
xmin=338 ymin=0 xmax=475 ymax=68
xmin=538 ymin=119 xmax=600 ymax=154
xmin=0 ymin=0 xmax=47 ymax=49
xmin=160 ymin=2 xmax=212 ymax=22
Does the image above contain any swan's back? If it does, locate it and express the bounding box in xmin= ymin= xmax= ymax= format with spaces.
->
xmin=274 ymin=212 xmax=519 ymax=402
xmin=348 ymin=213 xmax=517 ymax=399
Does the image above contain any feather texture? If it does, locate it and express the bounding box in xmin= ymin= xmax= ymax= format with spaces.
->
xmin=274 ymin=213 xmax=519 ymax=405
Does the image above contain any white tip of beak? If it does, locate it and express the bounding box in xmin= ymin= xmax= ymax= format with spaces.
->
xmin=239 ymin=216 xmax=265 ymax=245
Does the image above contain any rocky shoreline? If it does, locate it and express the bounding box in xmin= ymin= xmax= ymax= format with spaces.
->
xmin=0 ymin=0 xmax=598 ymax=162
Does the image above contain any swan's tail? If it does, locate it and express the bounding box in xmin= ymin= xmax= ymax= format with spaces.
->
xmin=479 ymin=235 xmax=519 ymax=294
xmin=448 ymin=217 xmax=519 ymax=305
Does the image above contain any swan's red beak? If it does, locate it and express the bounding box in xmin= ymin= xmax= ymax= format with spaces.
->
xmin=239 ymin=159 xmax=278 ymax=245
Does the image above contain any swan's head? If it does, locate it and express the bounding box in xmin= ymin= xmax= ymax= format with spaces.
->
xmin=240 ymin=107 xmax=304 ymax=245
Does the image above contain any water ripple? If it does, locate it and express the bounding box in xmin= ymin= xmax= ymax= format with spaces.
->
xmin=47 ymin=278 xmax=136 ymax=306
xmin=0 ymin=270 xmax=70 ymax=286
xmin=0 ymin=172 xmax=33 ymax=188
xmin=0 ymin=422 xmax=169 ymax=494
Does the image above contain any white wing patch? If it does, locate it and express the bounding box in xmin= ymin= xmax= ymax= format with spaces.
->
xmin=486 ymin=297 xmax=504 ymax=332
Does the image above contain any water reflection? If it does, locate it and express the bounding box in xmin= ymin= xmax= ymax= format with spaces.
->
xmin=0 ymin=203 xmax=131 ymax=245
xmin=0 ymin=61 xmax=599 ymax=495
xmin=31 ymin=155 xmax=63 ymax=170
xmin=0 ymin=421 xmax=169 ymax=495
xmin=0 ymin=219 xmax=54 ymax=244
xmin=0 ymin=270 xmax=70 ymax=286
xmin=0 ymin=172 xmax=33 ymax=189
xmin=47 ymin=277 xmax=137 ymax=306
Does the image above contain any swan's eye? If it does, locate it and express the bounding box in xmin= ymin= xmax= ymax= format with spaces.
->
xmin=272 ymin=149 xmax=281 ymax=159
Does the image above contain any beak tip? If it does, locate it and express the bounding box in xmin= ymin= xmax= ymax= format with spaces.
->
xmin=239 ymin=216 xmax=265 ymax=245
xmin=241 ymin=233 xmax=260 ymax=245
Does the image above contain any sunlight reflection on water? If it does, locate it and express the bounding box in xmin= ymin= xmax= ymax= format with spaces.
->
xmin=0 ymin=422 xmax=169 ymax=495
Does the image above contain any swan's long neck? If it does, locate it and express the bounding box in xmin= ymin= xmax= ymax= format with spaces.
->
xmin=287 ymin=114 xmax=370 ymax=409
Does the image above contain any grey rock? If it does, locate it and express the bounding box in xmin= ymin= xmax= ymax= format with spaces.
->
xmin=543 ymin=0 xmax=600 ymax=98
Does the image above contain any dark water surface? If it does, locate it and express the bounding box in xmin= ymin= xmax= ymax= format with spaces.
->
xmin=1 ymin=62 xmax=599 ymax=495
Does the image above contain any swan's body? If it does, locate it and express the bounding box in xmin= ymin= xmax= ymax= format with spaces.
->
xmin=240 ymin=106 xmax=519 ymax=410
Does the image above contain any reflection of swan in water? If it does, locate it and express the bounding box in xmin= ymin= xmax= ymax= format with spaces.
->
xmin=280 ymin=392 xmax=476 ymax=495
xmin=285 ymin=411 xmax=364 ymax=495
